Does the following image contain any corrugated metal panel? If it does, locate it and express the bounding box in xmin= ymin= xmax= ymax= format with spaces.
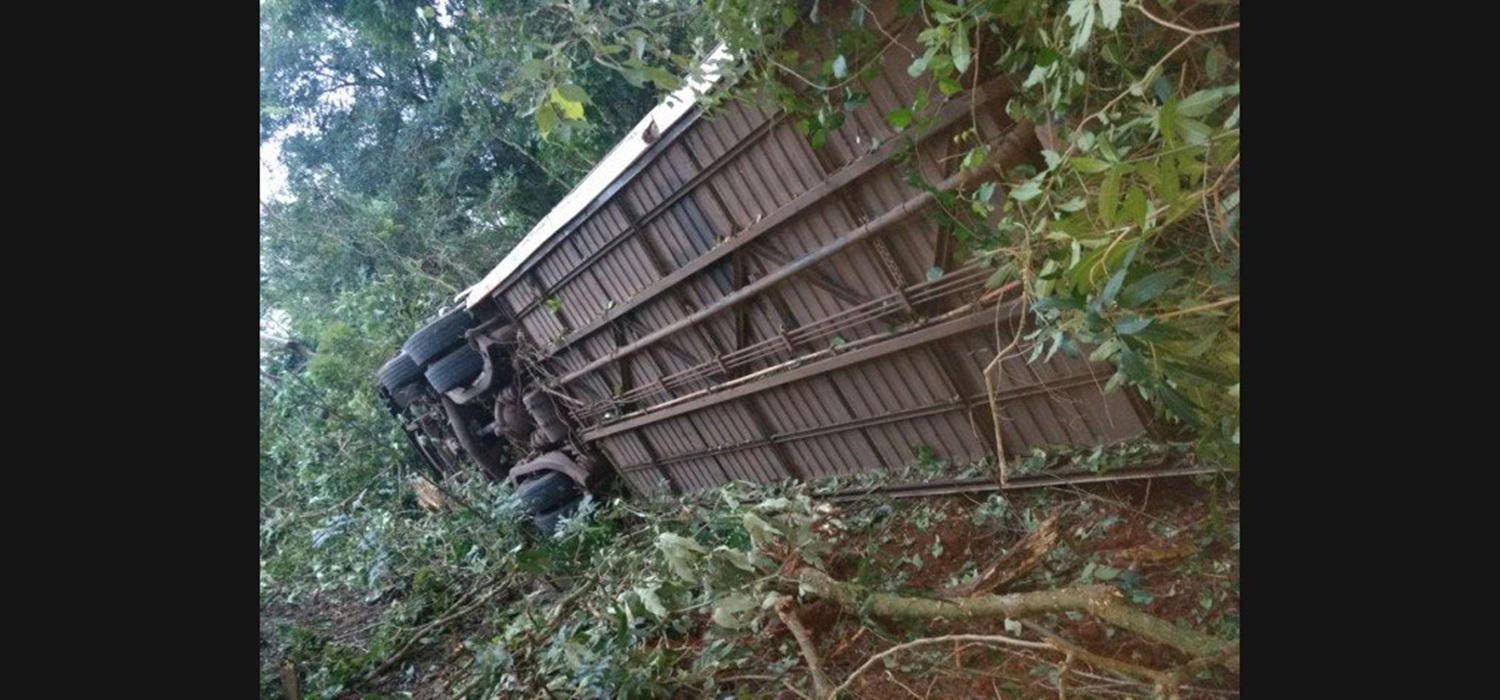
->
xmin=480 ymin=0 xmax=1172 ymax=496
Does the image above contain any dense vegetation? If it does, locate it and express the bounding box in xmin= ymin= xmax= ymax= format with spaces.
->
xmin=260 ymin=1 xmax=1239 ymax=697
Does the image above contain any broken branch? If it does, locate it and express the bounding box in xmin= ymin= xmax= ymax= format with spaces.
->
xmin=943 ymin=511 xmax=1061 ymax=597
xmin=775 ymin=596 xmax=833 ymax=699
xmin=796 ymin=568 xmax=1237 ymax=668
xmin=828 ymin=634 xmax=1051 ymax=699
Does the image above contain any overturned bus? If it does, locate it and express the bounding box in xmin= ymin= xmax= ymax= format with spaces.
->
xmin=375 ymin=0 xmax=1201 ymax=531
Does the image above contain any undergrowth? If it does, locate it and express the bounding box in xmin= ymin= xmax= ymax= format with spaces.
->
xmin=262 ymin=469 xmax=1238 ymax=698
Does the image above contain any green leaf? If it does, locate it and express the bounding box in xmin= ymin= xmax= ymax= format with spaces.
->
xmin=907 ymin=54 xmax=929 ymax=78
xmin=1211 ymin=136 xmax=1240 ymax=168
xmin=1022 ymin=64 xmax=1047 ymax=89
xmin=951 ymin=27 xmax=971 ymax=74
xmin=1071 ymin=157 xmax=1111 ymax=174
xmin=1177 ymin=88 xmax=1227 ymax=118
xmin=1100 ymin=268 xmax=1127 ymax=307
xmin=1097 ymin=166 xmax=1122 ymax=226
xmin=643 ymin=66 xmax=680 ymax=91
xmin=1176 ymin=117 xmax=1213 ymax=145
xmin=886 ymin=107 xmax=913 ymax=130
xmin=1032 ymin=295 xmax=1085 ymax=312
xmin=929 ymin=51 xmax=954 ymax=76
xmin=657 ymin=532 xmax=705 ymax=582
xmin=1205 ymin=43 xmax=1229 ymax=80
xmin=535 ymin=102 xmax=558 ymax=136
xmin=1162 ymin=358 xmax=1237 ymax=386
xmin=832 ymin=54 xmax=848 ymax=79
xmin=743 ymin=512 xmax=784 ymax=548
xmin=1134 ymin=159 xmax=1159 ymax=189
xmin=1155 ymin=383 xmax=1202 ymax=426
xmin=636 ymin=586 xmax=668 ymax=618
xmin=1132 ymin=322 xmax=1194 ymax=343
xmin=938 ymin=77 xmax=963 ymax=95
xmin=715 ymin=547 xmax=758 ymax=572
xmin=1089 ymin=338 xmax=1120 ymax=362
xmin=711 ymin=593 xmax=759 ymax=630
xmin=1099 ymin=0 xmax=1122 ymax=29
xmin=658 ymin=532 xmax=706 ymax=553
xmin=1010 ymin=178 xmax=1043 ymax=202
xmin=1042 ymin=149 xmax=1063 ymax=171
xmin=1158 ymin=97 xmax=1178 ymax=147
xmin=1121 ymin=270 xmax=1182 ymax=307
xmin=1066 ymin=0 xmax=1095 ymax=54
xmin=550 ymin=87 xmax=585 ymax=121
xmin=1104 ymin=372 xmax=1126 ymax=394
xmin=898 ymin=0 xmax=920 ymax=17
xmin=987 ymin=262 xmax=1018 ymax=288
xmin=1116 ymin=346 xmax=1150 ymax=382
xmin=926 ymin=266 xmax=944 ymax=282
xmin=966 ymin=149 xmax=990 ymax=171
xmin=1095 ymin=565 xmax=1121 ymax=581
xmin=1123 ymin=185 xmax=1148 ymax=229
xmin=1152 ymin=75 xmax=1173 ymax=104
xmin=1157 ymin=155 xmax=1180 ymax=203
xmin=556 ymin=83 xmax=590 ymax=106
xmin=1224 ymin=104 xmax=1240 ymax=129
xmin=1114 ymin=315 xmax=1152 ymax=335
xmin=518 ymin=59 xmax=547 ymax=81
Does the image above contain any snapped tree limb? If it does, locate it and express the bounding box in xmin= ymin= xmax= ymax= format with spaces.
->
xmin=795 ymin=568 xmax=1238 ymax=672
xmin=942 ymin=510 xmax=1060 ymax=597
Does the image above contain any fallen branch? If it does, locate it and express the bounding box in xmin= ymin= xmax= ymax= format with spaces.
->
xmin=826 ymin=626 xmax=867 ymax=661
xmin=828 ymin=633 xmax=1051 ymax=699
xmin=365 ymin=572 xmax=516 ymax=681
xmin=1022 ymin=620 xmax=1172 ymax=687
xmin=796 ymin=568 xmax=1237 ymax=670
xmin=279 ymin=660 xmax=299 ymax=700
xmin=943 ymin=511 xmax=1060 ymax=597
xmin=982 ymin=298 xmax=1027 ymax=481
xmin=775 ymin=596 xmax=833 ymax=699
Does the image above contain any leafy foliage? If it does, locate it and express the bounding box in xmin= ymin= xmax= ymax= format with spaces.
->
xmin=904 ymin=0 xmax=1242 ymax=467
xmin=263 ymin=471 xmax=1239 ymax=698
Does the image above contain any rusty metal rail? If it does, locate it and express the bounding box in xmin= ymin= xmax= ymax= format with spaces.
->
xmin=821 ymin=460 xmax=1220 ymax=503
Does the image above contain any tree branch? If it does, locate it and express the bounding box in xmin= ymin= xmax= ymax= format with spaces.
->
xmin=796 ymin=568 xmax=1237 ymax=667
xmin=942 ymin=510 xmax=1060 ymax=597
xmin=775 ymin=596 xmax=833 ymax=699
xmin=828 ymin=634 xmax=1050 ymax=699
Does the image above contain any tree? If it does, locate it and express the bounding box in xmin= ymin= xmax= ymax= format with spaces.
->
xmin=259 ymin=0 xmax=719 ymax=601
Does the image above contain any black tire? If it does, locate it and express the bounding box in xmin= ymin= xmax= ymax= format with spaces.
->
xmin=514 ymin=470 xmax=579 ymax=515
xmin=403 ymin=308 xmax=478 ymax=366
xmin=533 ymin=496 xmax=583 ymax=536
xmin=425 ymin=345 xmax=485 ymax=393
xmin=377 ymin=353 xmax=423 ymax=391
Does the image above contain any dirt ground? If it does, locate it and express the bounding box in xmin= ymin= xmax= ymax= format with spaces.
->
xmin=746 ymin=478 xmax=1240 ymax=699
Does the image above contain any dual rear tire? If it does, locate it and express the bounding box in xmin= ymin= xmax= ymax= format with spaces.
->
xmin=515 ymin=470 xmax=585 ymax=535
